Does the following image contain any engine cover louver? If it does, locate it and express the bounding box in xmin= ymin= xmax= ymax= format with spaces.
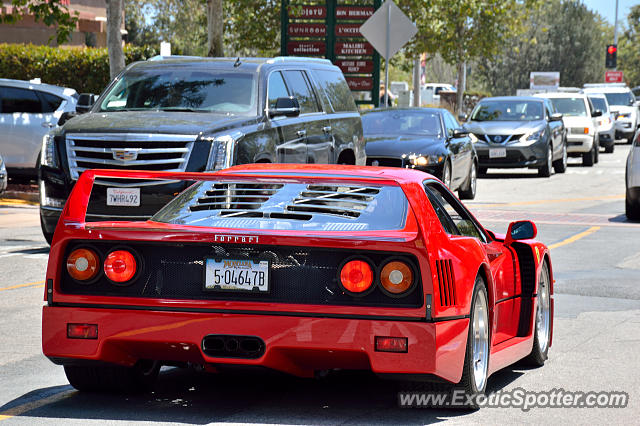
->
xmin=190 ymin=182 xmax=284 ymax=215
xmin=436 ymin=259 xmax=456 ymax=306
xmin=286 ymin=185 xmax=380 ymax=219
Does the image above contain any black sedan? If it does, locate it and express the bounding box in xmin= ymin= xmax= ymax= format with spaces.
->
xmin=362 ymin=108 xmax=478 ymax=199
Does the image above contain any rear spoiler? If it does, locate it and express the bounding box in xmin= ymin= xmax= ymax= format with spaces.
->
xmin=61 ymin=169 xmax=400 ymax=225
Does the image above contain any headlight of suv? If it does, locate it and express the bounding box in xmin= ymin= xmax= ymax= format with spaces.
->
xmin=519 ymin=128 xmax=545 ymax=144
xmin=617 ymin=113 xmax=631 ymax=119
xmin=41 ymin=134 xmax=59 ymax=168
xmin=204 ymin=132 xmax=243 ymax=171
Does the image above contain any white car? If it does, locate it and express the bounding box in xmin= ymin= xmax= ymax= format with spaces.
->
xmin=0 ymin=78 xmax=78 ymax=178
xmin=421 ymin=83 xmax=456 ymax=106
xmin=627 ymin=130 xmax=640 ymax=220
xmin=587 ymin=93 xmax=615 ymax=153
xmin=584 ymin=84 xmax=638 ymax=144
xmin=0 ymin=154 xmax=7 ymax=194
xmin=535 ymin=92 xmax=598 ymax=166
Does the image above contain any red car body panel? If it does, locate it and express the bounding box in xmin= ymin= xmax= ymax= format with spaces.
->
xmin=42 ymin=165 xmax=553 ymax=384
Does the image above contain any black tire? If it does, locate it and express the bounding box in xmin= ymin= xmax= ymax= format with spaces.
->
xmin=553 ymin=142 xmax=567 ymax=173
xmin=64 ymin=360 xmax=160 ymax=393
xmin=604 ymin=143 xmax=614 ymax=154
xmin=582 ymin=145 xmax=595 ymax=167
xmin=538 ymin=145 xmax=552 ymax=177
xmin=594 ymin=139 xmax=599 ymax=164
xmin=442 ymin=160 xmax=452 ymax=189
xmin=453 ymin=277 xmax=490 ymax=406
xmin=523 ymin=262 xmax=552 ymax=366
xmin=478 ymin=166 xmax=488 ymax=176
xmin=626 ymin=192 xmax=640 ymax=221
xmin=628 ymin=136 xmax=635 ymax=144
xmin=458 ymin=161 xmax=477 ymax=200
xmin=40 ymin=215 xmax=54 ymax=246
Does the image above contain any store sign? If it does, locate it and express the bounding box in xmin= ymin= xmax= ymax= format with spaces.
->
xmin=335 ymin=41 xmax=373 ymax=56
xmin=288 ymin=23 xmax=327 ymax=37
xmin=286 ymin=41 xmax=327 ymax=56
xmin=346 ymin=77 xmax=374 ymax=91
xmin=336 ymin=59 xmax=373 ymax=74
xmin=335 ymin=24 xmax=362 ymax=37
xmin=288 ymin=5 xmax=327 ymax=19
xmin=605 ymin=70 xmax=624 ymax=83
xmin=336 ymin=6 xmax=374 ymax=20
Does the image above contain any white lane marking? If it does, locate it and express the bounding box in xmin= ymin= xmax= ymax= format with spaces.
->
xmin=617 ymin=252 xmax=640 ymax=270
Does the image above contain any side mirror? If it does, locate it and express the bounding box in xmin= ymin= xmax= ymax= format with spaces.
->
xmin=504 ymin=220 xmax=537 ymax=246
xmin=591 ymin=109 xmax=603 ymax=117
xmin=57 ymin=111 xmax=78 ymax=126
xmin=549 ymin=113 xmax=563 ymax=122
xmin=76 ymin=93 xmax=97 ymax=113
xmin=452 ymin=128 xmax=468 ymax=138
xmin=458 ymin=113 xmax=467 ymax=122
xmin=269 ymin=97 xmax=300 ymax=118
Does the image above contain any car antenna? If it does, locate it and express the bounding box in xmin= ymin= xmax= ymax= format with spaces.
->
xmin=234 ymin=57 xmax=241 ymax=68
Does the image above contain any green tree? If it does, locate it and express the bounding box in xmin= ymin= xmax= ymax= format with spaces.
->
xmin=619 ymin=5 xmax=640 ymax=88
xmin=0 ymin=0 xmax=78 ymax=45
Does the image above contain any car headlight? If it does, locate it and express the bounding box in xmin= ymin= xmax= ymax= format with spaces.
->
xmin=468 ymin=133 xmax=479 ymax=143
xmin=409 ymin=154 xmax=444 ymax=167
xmin=617 ymin=113 xmax=631 ymax=119
xmin=204 ymin=132 xmax=243 ymax=171
xmin=520 ymin=128 xmax=545 ymax=142
xmin=41 ymin=133 xmax=59 ymax=168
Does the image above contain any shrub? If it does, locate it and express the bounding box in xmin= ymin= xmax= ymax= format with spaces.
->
xmin=0 ymin=43 xmax=157 ymax=94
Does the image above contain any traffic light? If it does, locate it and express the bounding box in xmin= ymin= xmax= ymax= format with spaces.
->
xmin=606 ymin=44 xmax=617 ymax=68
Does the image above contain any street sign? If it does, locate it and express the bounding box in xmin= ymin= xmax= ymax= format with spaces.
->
xmin=336 ymin=59 xmax=374 ymax=74
xmin=288 ymin=23 xmax=326 ymax=37
xmin=359 ymin=0 xmax=417 ymax=60
xmin=605 ymin=70 xmax=624 ymax=83
xmin=286 ymin=41 xmax=327 ymax=56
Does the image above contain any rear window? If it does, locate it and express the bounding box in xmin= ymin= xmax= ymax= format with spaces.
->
xmin=0 ymin=86 xmax=42 ymax=113
xmin=311 ymin=69 xmax=358 ymax=113
xmin=152 ymin=180 xmax=408 ymax=231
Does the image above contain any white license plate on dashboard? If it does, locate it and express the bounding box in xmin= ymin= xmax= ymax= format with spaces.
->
xmin=106 ymin=187 xmax=140 ymax=206
xmin=489 ymin=148 xmax=507 ymax=158
xmin=204 ymin=258 xmax=270 ymax=292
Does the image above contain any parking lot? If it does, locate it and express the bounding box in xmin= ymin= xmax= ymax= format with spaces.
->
xmin=0 ymin=142 xmax=638 ymax=424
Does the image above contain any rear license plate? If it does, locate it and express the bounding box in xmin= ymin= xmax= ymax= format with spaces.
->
xmin=489 ymin=148 xmax=507 ymax=159
xmin=106 ymin=187 xmax=140 ymax=206
xmin=204 ymin=258 xmax=270 ymax=292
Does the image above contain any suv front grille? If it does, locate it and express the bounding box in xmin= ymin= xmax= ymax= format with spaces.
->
xmin=66 ymin=133 xmax=197 ymax=186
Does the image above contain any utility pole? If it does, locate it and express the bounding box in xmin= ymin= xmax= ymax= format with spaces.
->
xmin=413 ymin=56 xmax=420 ymax=107
xmin=614 ymin=0 xmax=619 ymax=45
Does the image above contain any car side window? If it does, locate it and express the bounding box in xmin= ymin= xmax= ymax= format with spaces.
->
xmin=0 ymin=86 xmax=42 ymax=113
xmin=283 ymin=70 xmax=319 ymax=114
xmin=39 ymin=92 xmax=64 ymax=113
xmin=424 ymin=182 xmax=485 ymax=241
xmin=267 ymin=71 xmax=290 ymax=110
xmin=310 ymin=69 xmax=357 ymax=113
xmin=443 ymin=112 xmax=457 ymax=137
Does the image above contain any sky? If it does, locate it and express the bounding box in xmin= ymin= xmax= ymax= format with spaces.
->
xmin=583 ymin=0 xmax=637 ymax=27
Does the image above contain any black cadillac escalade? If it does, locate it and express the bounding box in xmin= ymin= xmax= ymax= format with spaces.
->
xmin=39 ymin=56 xmax=365 ymax=243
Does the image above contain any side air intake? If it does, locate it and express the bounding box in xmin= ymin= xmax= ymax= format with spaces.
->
xmin=436 ymin=259 xmax=456 ymax=306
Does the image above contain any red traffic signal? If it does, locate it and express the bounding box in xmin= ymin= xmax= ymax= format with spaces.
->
xmin=606 ymin=44 xmax=617 ymax=68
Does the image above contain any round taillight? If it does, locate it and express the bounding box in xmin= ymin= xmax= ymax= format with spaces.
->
xmin=67 ymin=248 xmax=99 ymax=281
xmin=104 ymin=250 xmax=137 ymax=283
xmin=340 ymin=260 xmax=374 ymax=294
xmin=380 ymin=261 xmax=414 ymax=295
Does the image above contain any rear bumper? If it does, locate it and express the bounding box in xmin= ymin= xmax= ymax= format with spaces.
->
xmin=42 ymin=305 xmax=469 ymax=384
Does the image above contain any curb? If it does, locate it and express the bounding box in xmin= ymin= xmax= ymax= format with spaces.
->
xmin=0 ymin=191 xmax=39 ymax=205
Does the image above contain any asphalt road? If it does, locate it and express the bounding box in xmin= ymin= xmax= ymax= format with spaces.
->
xmin=0 ymin=143 xmax=638 ymax=424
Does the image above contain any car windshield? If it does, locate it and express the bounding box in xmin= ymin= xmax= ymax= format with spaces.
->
xmin=362 ymin=111 xmax=442 ymax=136
xmin=470 ymin=100 xmax=543 ymax=121
xmin=603 ymin=92 xmax=634 ymax=106
xmin=99 ymin=66 xmax=257 ymax=114
xmin=549 ymin=97 xmax=588 ymax=117
xmin=589 ymin=97 xmax=608 ymax=113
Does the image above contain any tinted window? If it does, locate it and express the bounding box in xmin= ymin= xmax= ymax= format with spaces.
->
xmin=471 ymin=100 xmax=543 ymax=121
xmin=425 ymin=183 xmax=483 ymax=240
xmin=0 ymin=86 xmax=42 ymax=113
xmin=443 ymin=111 xmax=459 ymax=136
xmin=267 ymin=71 xmax=289 ymax=110
xmin=362 ymin=110 xmax=443 ymax=136
xmin=98 ymin=67 xmax=257 ymax=115
xmin=40 ymin=92 xmax=64 ymax=113
xmin=283 ymin=70 xmax=319 ymax=114
xmin=604 ymin=91 xmax=634 ymax=106
xmin=549 ymin=97 xmax=587 ymax=117
xmin=311 ymin=69 xmax=357 ymax=113
xmin=589 ymin=97 xmax=607 ymax=112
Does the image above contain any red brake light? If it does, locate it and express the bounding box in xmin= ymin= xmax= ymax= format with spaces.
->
xmin=339 ymin=260 xmax=374 ymax=294
xmin=67 ymin=323 xmax=98 ymax=339
xmin=380 ymin=261 xmax=414 ymax=295
xmin=66 ymin=248 xmax=99 ymax=281
xmin=104 ymin=250 xmax=137 ymax=283
xmin=375 ymin=336 xmax=408 ymax=353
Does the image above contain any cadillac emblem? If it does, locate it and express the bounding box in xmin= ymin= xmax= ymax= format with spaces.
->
xmin=112 ymin=148 xmax=140 ymax=162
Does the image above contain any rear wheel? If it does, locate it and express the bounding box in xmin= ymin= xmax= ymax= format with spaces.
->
xmin=604 ymin=143 xmax=615 ymax=154
xmin=582 ymin=145 xmax=595 ymax=167
xmin=458 ymin=161 xmax=477 ymax=200
xmin=40 ymin=215 xmax=54 ymax=246
xmin=538 ymin=145 xmax=552 ymax=177
xmin=553 ymin=142 xmax=567 ymax=173
xmin=594 ymin=138 xmax=599 ymax=163
xmin=454 ymin=277 xmax=489 ymax=405
xmin=626 ymin=192 xmax=640 ymax=221
xmin=442 ymin=161 xmax=452 ymax=188
xmin=64 ymin=360 xmax=160 ymax=393
xmin=524 ymin=262 xmax=551 ymax=366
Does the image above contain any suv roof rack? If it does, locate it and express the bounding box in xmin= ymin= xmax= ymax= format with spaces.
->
xmin=147 ymin=55 xmax=205 ymax=61
xmin=583 ymin=83 xmax=628 ymax=88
